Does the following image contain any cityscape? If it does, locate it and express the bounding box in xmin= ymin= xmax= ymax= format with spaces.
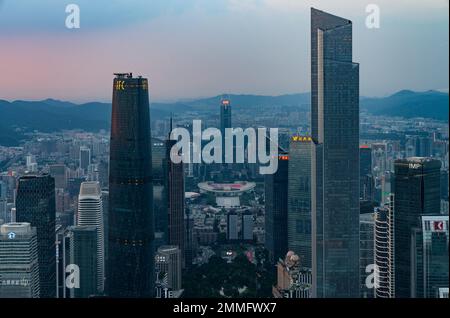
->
xmin=0 ymin=0 xmax=448 ymax=303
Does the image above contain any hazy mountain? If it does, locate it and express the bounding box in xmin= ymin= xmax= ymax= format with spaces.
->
xmin=0 ymin=90 xmax=447 ymax=146
xmin=361 ymin=90 xmax=448 ymax=120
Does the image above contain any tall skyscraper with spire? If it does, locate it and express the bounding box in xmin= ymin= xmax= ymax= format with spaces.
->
xmin=108 ymin=73 xmax=154 ymax=297
xmin=310 ymin=8 xmax=360 ymax=298
xmin=220 ymin=97 xmax=232 ymax=166
xmin=220 ymin=97 xmax=232 ymax=144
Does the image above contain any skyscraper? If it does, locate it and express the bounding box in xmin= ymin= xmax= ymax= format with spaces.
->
xmin=360 ymin=145 xmax=372 ymax=177
xmin=167 ymin=120 xmax=185 ymax=268
xmin=310 ymin=8 xmax=360 ymax=298
xmin=411 ymin=215 xmax=449 ymax=298
xmin=16 ymin=174 xmax=56 ymax=298
xmin=287 ymin=136 xmax=312 ymax=268
xmin=265 ymin=151 xmax=288 ymax=263
xmin=0 ymin=223 xmax=39 ymax=298
xmin=108 ymin=73 xmax=154 ymax=297
xmin=359 ymin=212 xmax=375 ymax=298
xmin=101 ymin=189 xmax=109 ymax=292
xmin=49 ymin=164 xmax=68 ymax=190
xmin=394 ymin=157 xmax=441 ymax=298
xmin=360 ymin=145 xmax=373 ymax=200
xmin=241 ymin=212 xmax=254 ymax=241
xmin=374 ymin=197 xmax=395 ymax=298
xmin=152 ymin=138 xmax=168 ymax=249
xmin=79 ymin=146 xmax=91 ymax=172
xmin=220 ymin=97 xmax=232 ymax=149
xmin=55 ymin=226 xmax=71 ymax=298
xmin=77 ymin=181 xmax=104 ymax=293
xmin=68 ymin=226 xmax=98 ymax=298
xmin=227 ymin=212 xmax=239 ymax=241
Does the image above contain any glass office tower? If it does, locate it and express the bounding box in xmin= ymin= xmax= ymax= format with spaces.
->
xmin=108 ymin=73 xmax=154 ymax=297
xmin=411 ymin=215 xmax=449 ymax=298
xmin=394 ymin=157 xmax=441 ymax=297
xmin=310 ymin=8 xmax=360 ymax=298
xmin=265 ymin=151 xmax=289 ymax=263
xmin=287 ymin=136 xmax=312 ymax=268
xmin=16 ymin=174 xmax=56 ymax=298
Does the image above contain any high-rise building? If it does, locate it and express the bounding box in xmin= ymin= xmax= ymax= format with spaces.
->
xmin=374 ymin=197 xmax=395 ymax=298
xmin=0 ymin=180 xmax=7 ymax=199
xmin=68 ymin=226 xmax=98 ymax=298
xmin=108 ymin=73 xmax=154 ymax=297
xmin=241 ymin=212 xmax=254 ymax=241
xmin=416 ymin=136 xmax=433 ymax=157
xmin=55 ymin=226 xmax=71 ymax=298
xmin=152 ymin=139 xmax=168 ymax=249
xmin=101 ymin=189 xmax=109 ymax=292
xmin=310 ymin=8 xmax=360 ymax=298
xmin=360 ymin=212 xmax=375 ymax=298
xmin=16 ymin=174 xmax=56 ymax=298
xmin=49 ymin=164 xmax=68 ymax=190
xmin=227 ymin=212 xmax=239 ymax=241
xmin=155 ymin=245 xmax=182 ymax=292
xmin=77 ymin=181 xmax=104 ymax=293
xmin=372 ymin=143 xmax=387 ymax=178
xmin=265 ymin=152 xmax=288 ymax=263
xmin=167 ymin=120 xmax=185 ymax=268
xmin=411 ymin=215 xmax=449 ymax=298
xmin=441 ymin=170 xmax=449 ymax=202
xmin=394 ymin=157 xmax=441 ymax=298
xmin=26 ymin=155 xmax=37 ymax=172
xmin=0 ymin=180 xmax=8 ymax=222
xmin=360 ymin=145 xmax=372 ymax=177
xmin=287 ymin=136 xmax=312 ymax=268
xmin=360 ymin=145 xmax=373 ymax=200
xmin=0 ymin=223 xmax=39 ymax=298
xmin=184 ymin=210 xmax=196 ymax=268
xmin=79 ymin=147 xmax=91 ymax=172
xmin=0 ymin=196 xmax=7 ymax=224
xmin=220 ymin=97 xmax=232 ymax=154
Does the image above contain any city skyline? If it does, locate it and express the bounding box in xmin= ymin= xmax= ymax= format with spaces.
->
xmin=0 ymin=2 xmax=448 ymax=302
xmin=0 ymin=0 xmax=448 ymax=102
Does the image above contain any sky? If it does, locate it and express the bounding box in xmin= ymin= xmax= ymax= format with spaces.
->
xmin=0 ymin=0 xmax=448 ymax=103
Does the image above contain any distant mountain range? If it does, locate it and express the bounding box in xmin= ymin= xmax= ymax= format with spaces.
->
xmin=0 ymin=90 xmax=447 ymax=146
xmin=360 ymin=90 xmax=448 ymax=120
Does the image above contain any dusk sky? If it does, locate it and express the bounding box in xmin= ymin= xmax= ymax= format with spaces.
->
xmin=0 ymin=0 xmax=448 ymax=103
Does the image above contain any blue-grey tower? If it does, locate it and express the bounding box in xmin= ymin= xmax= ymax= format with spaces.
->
xmin=310 ymin=8 xmax=360 ymax=298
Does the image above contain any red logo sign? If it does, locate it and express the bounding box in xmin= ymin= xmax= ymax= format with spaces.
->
xmin=434 ymin=221 xmax=444 ymax=231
